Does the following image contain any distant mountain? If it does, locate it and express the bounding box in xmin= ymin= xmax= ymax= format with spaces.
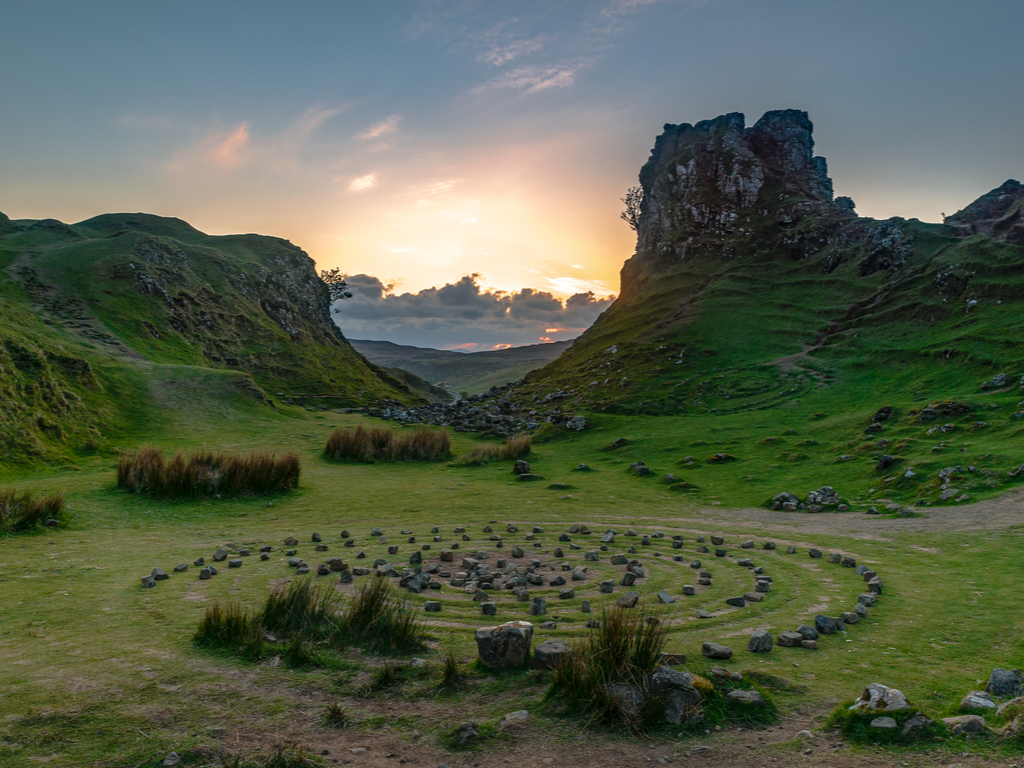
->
xmin=349 ymin=339 xmax=572 ymax=394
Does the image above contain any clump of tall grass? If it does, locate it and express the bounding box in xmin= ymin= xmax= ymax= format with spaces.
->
xmin=438 ymin=652 xmax=464 ymax=690
xmin=194 ymin=600 xmax=264 ymax=661
xmin=0 ymin=488 xmax=67 ymax=532
xmin=117 ymin=446 xmax=300 ymax=497
xmin=261 ymin=579 xmax=342 ymax=639
xmin=451 ymin=435 xmax=531 ymax=466
xmin=547 ymin=607 xmax=667 ymax=726
xmin=324 ymin=425 xmax=451 ymax=462
xmin=335 ymin=575 xmax=426 ymax=653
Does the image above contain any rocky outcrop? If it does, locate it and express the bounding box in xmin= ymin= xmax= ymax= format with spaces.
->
xmin=945 ymin=179 xmax=1024 ymax=243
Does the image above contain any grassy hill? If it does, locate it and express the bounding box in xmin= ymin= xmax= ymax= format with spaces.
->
xmin=0 ymin=212 xmax=424 ymax=465
xmin=349 ymin=338 xmax=571 ymax=394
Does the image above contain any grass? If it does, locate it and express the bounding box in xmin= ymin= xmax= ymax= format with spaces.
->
xmin=822 ymin=701 xmax=946 ymax=744
xmin=261 ymin=578 xmax=341 ymax=638
xmin=0 ymin=487 xmax=66 ymax=532
xmin=451 ymin=434 xmax=532 ymax=466
xmin=117 ymin=446 xmax=300 ymax=497
xmin=324 ymin=425 xmax=451 ymax=462
xmin=336 ymin=575 xmax=427 ymax=654
xmin=194 ymin=600 xmax=264 ymax=661
xmin=547 ymin=606 xmax=668 ymax=727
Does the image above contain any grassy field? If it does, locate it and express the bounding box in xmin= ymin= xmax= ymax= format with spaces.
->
xmin=2 ymin=385 xmax=1023 ymax=766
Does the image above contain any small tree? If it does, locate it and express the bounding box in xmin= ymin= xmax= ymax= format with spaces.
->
xmin=320 ymin=268 xmax=353 ymax=302
xmin=620 ymin=185 xmax=643 ymax=232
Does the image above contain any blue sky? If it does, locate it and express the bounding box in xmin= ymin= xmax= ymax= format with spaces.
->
xmin=2 ymin=1 xmax=1022 ymax=348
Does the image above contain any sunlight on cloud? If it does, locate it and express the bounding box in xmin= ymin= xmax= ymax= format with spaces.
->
xmin=472 ymin=59 xmax=595 ymax=95
xmin=492 ymin=343 xmax=512 ymax=350
xmin=545 ymin=276 xmax=612 ymax=295
xmin=212 ymin=123 xmax=250 ymax=168
xmin=479 ymin=36 xmax=547 ymax=66
xmin=349 ymin=173 xmax=378 ymax=192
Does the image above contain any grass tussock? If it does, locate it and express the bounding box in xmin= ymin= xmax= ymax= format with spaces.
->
xmin=194 ymin=600 xmax=264 ymax=661
xmin=439 ymin=652 xmax=464 ymax=690
xmin=548 ymin=606 xmax=667 ymax=726
xmin=194 ymin=575 xmax=425 ymax=664
xmin=0 ymin=488 xmax=67 ymax=532
xmin=324 ymin=425 xmax=450 ymax=463
xmin=320 ymin=703 xmax=351 ymax=728
xmin=822 ymin=702 xmax=944 ymax=744
xmin=216 ymin=744 xmax=324 ymax=768
xmin=116 ymin=446 xmax=300 ymax=498
xmin=452 ymin=434 xmax=532 ymax=466
xmin=336 ymin=575 xmax=426 ymax=654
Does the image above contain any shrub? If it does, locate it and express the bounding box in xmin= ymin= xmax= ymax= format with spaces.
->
xmin=336 ymin=575 xmax=426 ymax=654
xmin=451 ymin=435 xmax=531 ymax=466
xmin=547 ymin=606 xmax=668 ymax=726
xmin=320 ymin=703 xmax=350 ymax=728
xmin=117 ymin=446 xmax=300 ymax=498
xmin=439 ymin=652 xmax=464 ymax=690
xmin=194 ymin=600 xmax=264 ymax=661
xmin=0 ymin=488 xmax=67 ymax=532
xmin=324 ymin=426 xmax=450 ymax=462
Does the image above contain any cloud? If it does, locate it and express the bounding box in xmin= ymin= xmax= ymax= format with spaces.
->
xmin=478 ymin=35 xmax=547 ymax=66
xmin=359 ymin=115 xmax=401 ymax=140
xmin=212 ymin=124 xmax=250 ymax=168
xmin=334 ymin=273 xmax=615 ymax=349
xmin=545 ymin=275 xmax=612 ymax=295
xmin=472 ymin=59 xmax=594 ymax=95
xmin=349 ymin=173 xmax=378 ymax=192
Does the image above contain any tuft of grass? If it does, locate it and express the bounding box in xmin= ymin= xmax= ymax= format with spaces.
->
xmin=116 ymin=446 xmax=300 ymax=497
xmin=451 ymin=434 xmax=531 ymax=466
xmin=438 ymin=652 xmax=464 ymax=690
xmin=335 ymin=575 xmax=427 ymax=654
xmin=547 ymin=606 xmax=668 ymax=727
xmin=324 ymin=425 xmax=450 ymax=462
xmin=371 ymin=661 xmax=403 ymax=690
xmin=194 ymin=600 xmax=264 ymax=661
xmin=320 ymin=702 xmax=350 ymax=728
xmin=0 ymin=487 xmax=67 ymax=532
xmin=261 ymin=579 xmax=342 ymax=639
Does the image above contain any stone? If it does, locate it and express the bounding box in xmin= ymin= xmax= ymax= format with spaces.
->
xmin=711 ymin=536 xmax=724 ymax=545
xmin=338 ymin=570 xmax=353 ymax=584
xmin=481 ymin=603 xmax=497 ymax=616
xmin=497 ymin=710 xmax=530 ymax=732
xmin=748 ymin=630 xmax=773 ymax=653
xmin=808 ymin=548 xmax=822 ymax=558
xmin=725 ymin=596 xmax=746 ymax=608
xmin=213 ymin=548 xmax=228 ymax=562
xmin=199 ymin=568 xmax=212 ymax=580
xmin=173 ymin=563 xmax=188 ymax=573
xmin=740 ymin=540 xmax=754 ymax=549
xmin=867 ymin=576 xmax=883 ymax=594
xmin=540 ymin=621 xmax=557 ymax=629
xmin=599 ymin=580 xmax=614 ymax=594
xmin=960 ymin=690 xmax=996 ymax=710
xmin=512 ymin=460 xmax=530 ymax=475
xmin=841 ymin=556 xmax=856 ymax=568
xmin=529 ymin=598 xmax=547 ymax=616
xmin=840 ymin=612 xmax=859 ymax=625
xmin=849 ymin=683 xmax=910 ymax=712
xmin=901 ymin=714 xmax=934 ymax=735
xmin=453 ymin=722 xmax=479 ymax=745
xmin=727 ymin=690 xmax=765 ymax=706
xmin=715 ymin=549 xmax=727 ymax=558
xmin=475 ymin=620 xmax=534 ymax=669
xmin=228 ymin=559 xmax=242 ymax=568
xmin=558 ymin=588 xmax=575 ymax=600
xmin=531 ymin=639 xmax=573 ymax=670
xmin=141 ymin=575 xmax=156 ymax=588
xmin=786 ymin=546 xmax=796 ymax=554
xmin=801 ymin=640 xmax=818 ymax=649
xmin=942 ymin=715 xmax=987 ymax=734
xmin=858 ymin=593 xmax=878 ymax=606
xmin=870 ymin=717 xmax=897 ymax=730
xmin=617 ymin=591 xmax=639 ymax=608
xmin=606 ymin=683 xmax=646 ymax=718
xmin=986 ymin=668 xmax=1024 ymax=698
xmin=440 ymin=548 xmax=453 ymax=562
xmin=656 ymin=589 xmax=676 ymax=605
xmin=796 ymin=624 xmax=819 ymax=640
xmin=697 ymin=610 xmax=713 ymax=619
xmin=584 ymin=550 xmax=599 ymax=561
xmin=581 ymin=599 xmax=591 ymax=613
xmin=814 ymin=615 xmax=838 ymax=635
xmin=682 ymin=585 xmax=695 ymax=596
xmin=151 ymin=567 xmax=169 ymax=581
xmin=316 ymin=564 xmax=330 ymax=576
xmin=777 ymin=632 xmax=804 ymax=647
xmin=284 ymin=537 xmax=298 ymax=545
xmin=311 ymin=532 xmax=322 ymax=542
xmin=621 ymin=572 xmax=637 ymax=587
xmin=194 ymin=557 xmax=205 ymax=566
xmin=295 ymin=564 xmax=309 ymax=575
xmin=702 ymin=643 xmax=732 ymax=660
xmin=827 ymin=553 xmax=841 ymax=564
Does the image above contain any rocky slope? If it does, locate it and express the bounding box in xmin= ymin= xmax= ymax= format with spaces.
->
xmin=0 ymin=212 xmax=422 ymax=463
xmin=382 ymin=110 xmax=1024 ymax=437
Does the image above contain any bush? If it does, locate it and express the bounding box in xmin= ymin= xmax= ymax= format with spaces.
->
xmin=194 ymin=600 xmax=264 ymax=661
xmin=439 ymin=652 xmax=464 ymax=690
xmin=0 ymin=488 xmax=67 ymax=532
xmin=336 ymin=575 xmax=426 ymax=654
xmin=451 ymin=435 xmax=531 ymax=466
xmin=547 ymin=606 xmax=668 ymax=726
xmin=117 ymin=446 xmax=300 ymax=498
xmin=324 ymin=426 xmax=450 ymax=462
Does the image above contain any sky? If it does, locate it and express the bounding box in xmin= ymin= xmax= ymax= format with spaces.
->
xmin=3 ymin=1 xmax=1023 ymax=349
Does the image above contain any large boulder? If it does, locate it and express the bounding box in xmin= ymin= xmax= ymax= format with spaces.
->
xmin=701 ymin=642 xmax=733 ymax=660
xmin=960 ymin=690 xmax=997 ymax=711
xmin=747 ymin=630 xmax=773 ymax=653
xmin=475 ymin=621 xmax=534 ymax=669
xmin=849 ymin=683 xmax=910 ymax=713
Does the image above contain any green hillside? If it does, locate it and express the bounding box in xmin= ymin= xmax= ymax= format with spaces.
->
xmin=0 ymin=212 xmax=423 ymax=465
